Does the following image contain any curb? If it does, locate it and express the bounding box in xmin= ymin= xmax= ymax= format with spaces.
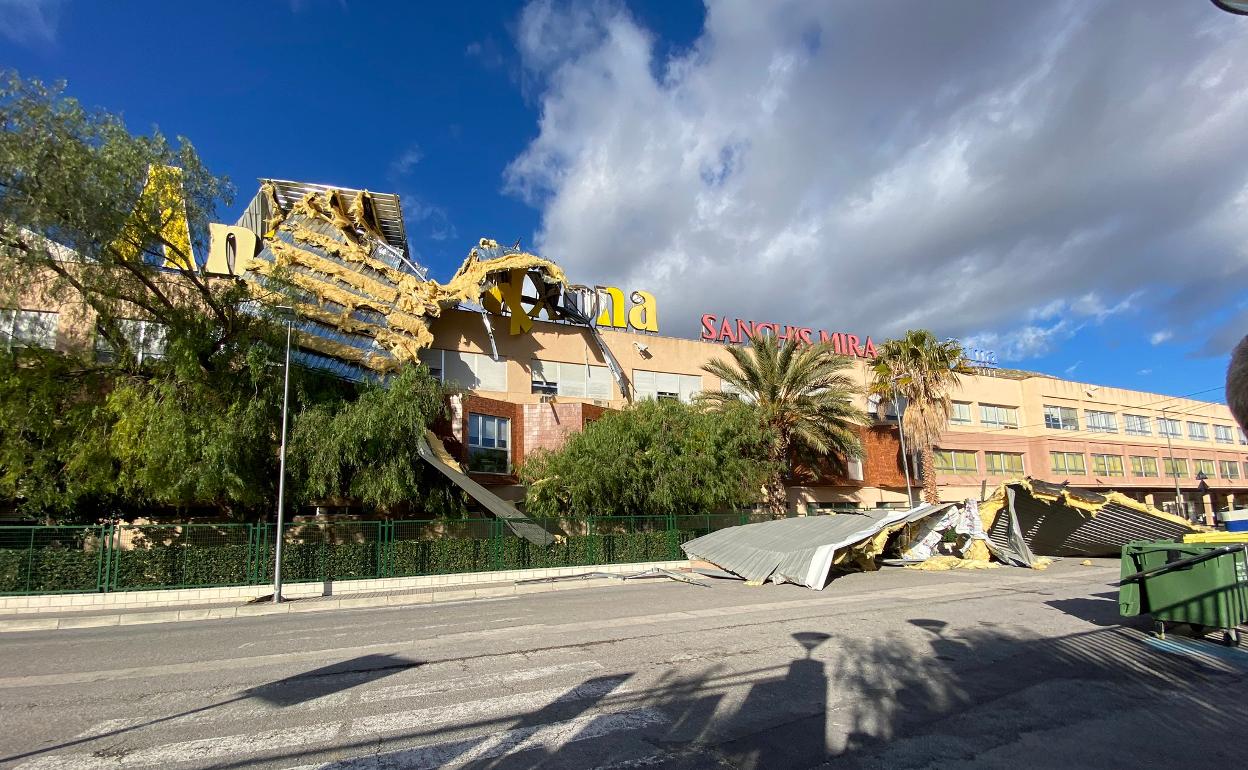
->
xmin=0 ymin=577 xmax=636 ymax=633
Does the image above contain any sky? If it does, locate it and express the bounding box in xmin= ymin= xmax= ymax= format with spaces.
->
xmin=2 ymin=0 xmax=1246 ymax=403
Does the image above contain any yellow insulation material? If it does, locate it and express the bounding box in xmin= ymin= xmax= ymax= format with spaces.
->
xmin=247 ymin=193 xmax=570 ymax=374
xmin=906 ymin=556 xmax=1000 ymax=571
xmin=1184 ymin=531 xmax=1248 ymax=543
xmin=963 ymin=538 xmax=992 ymax=562
xmin=266 ymin=240 xmax=400 ymax=303
xmin=425 ymin=430 xmax=465 ymax=473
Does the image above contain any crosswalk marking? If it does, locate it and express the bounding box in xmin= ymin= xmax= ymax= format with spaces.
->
xmin=20 ymin=671 xmax=633 ymax=769
xmin=285 ymin=708 xmax=670 ymax=770
xmin=72 ymin=661 xmax=604 ymax=739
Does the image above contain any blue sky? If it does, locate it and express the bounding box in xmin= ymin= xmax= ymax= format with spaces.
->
xmin=2 ymin=0 xmax=1245 ymax=403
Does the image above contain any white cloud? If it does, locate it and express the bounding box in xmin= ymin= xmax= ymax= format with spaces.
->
xmin=402 ymin=197 xmax=457 ymax=243
xmin=1064 ymin=361 xmax=1081 ymax=376
xmin=389 ymin=146 xmax=424 ymax=179
xmin=0 ymin=0 xmax=64 ymax=45
xmin=1150 ymin=329 xmax=1174 ymax=345
xmin=505 ymin=1 xmax=1248 ymax=358
xmin=1137 ymin=368 xmax=1152 ymax=376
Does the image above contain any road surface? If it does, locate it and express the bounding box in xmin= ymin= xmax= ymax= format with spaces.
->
xmin=0 ymin=560 xmax=1244 ymax=769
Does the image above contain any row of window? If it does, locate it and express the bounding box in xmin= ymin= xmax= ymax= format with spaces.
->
xmin=0 ymin=309 xmax=58 ymax=350
xmin=937 ymin=448 xmax=1246 ymax=481
xmin=949 ymin=402 xmax=1019 ymax=428
xmin=933 ymin=450 xmax=1024 ymax=476
xmin=1 ymin=309 xmax=170 ymax=366
xmin=420 ymin=348 xmax=709 ymax=405
xmin=1043 ymin=404 xmax=1242 ymax=444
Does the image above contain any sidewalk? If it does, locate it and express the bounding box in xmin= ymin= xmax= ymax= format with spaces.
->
xmin=0 ymin=561 xmax=693 ymax=633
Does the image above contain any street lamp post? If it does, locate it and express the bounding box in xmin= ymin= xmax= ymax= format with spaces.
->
xmin=1162 ymin=407 xmax=1185 ymax=519
xmin=892 ymin=382 xmax=915 ymax=508
xmin=272 ymin=308 xmax=294 ymax=603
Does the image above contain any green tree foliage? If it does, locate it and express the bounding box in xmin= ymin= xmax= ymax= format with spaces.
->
xmin=700 ymin=335 xmax=865 ymax=515
xmin=0 ymin=73 xmax=449 ymax=520
xmin=520 ymin=399 xmax=771 ymax=519
xmin=288 ymin=366 xmax=465 ymax=514
xmin=869 ymin=330 xmax=971 ymax=505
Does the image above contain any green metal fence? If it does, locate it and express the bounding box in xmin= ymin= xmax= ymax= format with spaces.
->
xmin=0 ymin=512 xmax=772 ymax=596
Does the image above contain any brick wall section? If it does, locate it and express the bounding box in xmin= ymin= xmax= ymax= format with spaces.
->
xmin=791 ymin=425 xmax=906 ymax=489
xmin=458 ymin=394 xmax=523 ymax=486
xmin=523 ymin=402 xmax=615 ymax=455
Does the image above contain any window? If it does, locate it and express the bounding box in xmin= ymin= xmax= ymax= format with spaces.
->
xmin=1163 ymin=457 xmax=1189 ymax=478
xmin=1214 ymin=425 xmax=1234 ymax=444
xmin=1194 ymin=458 xmax=1216 ymax=477
xmin=633 ymin=370 xmax=703 ymax=404
xmin=530 ymin=360 xmax=612 ymax=399
xmin=1219 ymin=460 xmax=1240 ymax=480
xmin=1124 ymin=414 xmax=1151 ymax=436
xmin=1187 ymin=422 xmax=1209 ymax=441
xmin=0 ymin=309 xmax=57 ymax=350
xmin=1130 ymin=456 xmax=1159 ymax=477
xmin=985 ymin=452 xmax=1024 ymax=475
xmin=979 ymin=404 xmax=1018 ymax=428
xmin=933 ymin=450 xmax=977 ymax=473
xmin=1050 ymin=451 xmax=1087 ymax=475
xmin=1085 ymin=410 xmax=1118 ymax=433
xmin=1044 ymin=405 xmax=1079 ymax=431
xmin=467 ymin=413 xmax=510 ymax=473
xmin=1157 ymin=418 xmax=1181 ymax=437
xmin=418 ymin=349 xmax=507 ymax=392
xmin=950 ymin=402 xmax=972 ymax=425
xmin=95 ymin=319 xmax=166 ymax=365
xmin=1091 ymin=454 xmax=1125 ymax=477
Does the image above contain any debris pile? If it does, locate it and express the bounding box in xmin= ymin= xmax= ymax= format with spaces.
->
xmin=683 ymin=480 xmax=1201 ymax=590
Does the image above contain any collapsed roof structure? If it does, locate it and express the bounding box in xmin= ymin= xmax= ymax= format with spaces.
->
xmin=683 ymin=480 xmax=1202 ymax=589
xmin=223 ymin=179 xmax=636 ymax=545
xmin=979 ymin=479 xmax=1199 ymax=568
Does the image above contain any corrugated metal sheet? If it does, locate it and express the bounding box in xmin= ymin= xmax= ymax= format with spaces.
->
xmin=989 ymin=482 xmax=1196 ymax=559
xmin=681 ymin=504 xmax=956 ymax=590
xmin=264 ymin=179 xmax=409 ymax=257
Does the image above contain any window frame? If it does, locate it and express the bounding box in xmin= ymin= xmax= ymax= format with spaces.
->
xmin=1124 ymin=414 xmax=1151 ymax=436
xmin=1043 ymin=405 xmax=1079 ymax=431
xmin=467 ymin=413 xmax=511 ymax=474
xmin=1163 ymin=457 xmax=1189 ymax=478
xmin=1219 ymin=460 xmax=1240 ymax=480
xmin=0 ymin=308 xmax=58 ymax=351
xmin=1157 ymin=418 xmax=1182 ymax=437
xmin=1049 ymin=451 xmax=1087 ymax=475
xmin=1130 ymin=456 xmax=1159 ymax=478
xmin=1213 ymin=425 xmax=1234 ymax=444
xmin=985 ymin=451 xmax=1024 ymax=476
xmin=1194 ymin=458 xmax=1216 ymax=477
xmin=1091 ymin=453 xmax=1125 ymax=477
xmin=978 ymin=403 xmax=1018 ymax=428
xmin=950 ymin=401 xmax=972 ymax=425
xmin=933 ymin=449 xmax=978 ymax=474
xmin=1085 ymin=410 xmax=1118 ymax=434
xmin=1186 ymin=422 xmax=1209 ymax=441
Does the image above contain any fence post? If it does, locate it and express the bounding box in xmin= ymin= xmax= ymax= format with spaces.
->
xmin=95 ymin=524 xmax=108 ymax=593
xmin=24 ymin=527 xmax=35 ymax=594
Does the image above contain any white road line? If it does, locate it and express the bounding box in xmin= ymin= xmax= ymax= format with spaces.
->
xmin=19 ymin=723 xmax=343 ymax=770
xmin=359 ymin=661 xmax=603 ymax=703
xmin=28 ymin=673 xmax=632 ymax=770
xmin=286 ymin=707 xmax=670 ymax=770
xmin=71 ymin=661 xmax=603 ymax=739
xmin=349 ymin=676 xmax=632 ymax=737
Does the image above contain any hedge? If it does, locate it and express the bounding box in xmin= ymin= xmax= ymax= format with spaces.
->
xmin=1 ymin=529 xmax=699 ymax=594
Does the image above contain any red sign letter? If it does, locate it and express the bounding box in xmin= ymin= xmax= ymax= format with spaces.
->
xmin=700 ymin=314 xmax=718 ymax=340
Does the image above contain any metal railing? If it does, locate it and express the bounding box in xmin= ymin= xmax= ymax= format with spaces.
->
xmin=0 ymin=512 xmax=776 ymax=596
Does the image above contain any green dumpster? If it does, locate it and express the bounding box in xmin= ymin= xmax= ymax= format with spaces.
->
xmin=1119 ymin=540 xmax=1248 ymax=647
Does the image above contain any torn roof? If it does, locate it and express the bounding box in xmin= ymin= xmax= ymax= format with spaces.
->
xmin=239 ymin=181 xmax=571 ymax=382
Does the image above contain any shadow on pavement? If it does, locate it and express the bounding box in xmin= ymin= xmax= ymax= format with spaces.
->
xmin=245 ymin=652 xmax=420 ymax=706
xmin=196 ymin=610 xmax=1247 ymax=770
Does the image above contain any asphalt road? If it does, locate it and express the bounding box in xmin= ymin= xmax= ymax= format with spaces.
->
xmin=0 ymin=560 xmax=1244 ymax=769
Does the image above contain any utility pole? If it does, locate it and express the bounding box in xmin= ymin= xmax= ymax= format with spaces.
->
xmin=273 ymin=309 xmax=294 ymax=603
xmin=892 ymin=382 xmax=915 ymax=508
xmin=1162 ymin=406 xmax=1185 ymax=519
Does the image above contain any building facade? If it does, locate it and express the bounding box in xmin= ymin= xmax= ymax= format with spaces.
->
xmin=8 ymin=178 xmax=1243 ymax=521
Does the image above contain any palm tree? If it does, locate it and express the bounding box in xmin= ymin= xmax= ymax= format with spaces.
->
xmin=700 ymin=334 xmax=865 ymax=516
xmin=869 ymin=330 xmax=972 ymax=505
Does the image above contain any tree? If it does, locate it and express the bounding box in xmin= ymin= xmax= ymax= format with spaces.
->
xmin=520 ymin=399 xmax=771 ymax=519
xmin=0 ymin=73 xmax=453 ymax=521
xmin=700 ymin=334 xmax=865 ymax=515
xmin=288 ymin=366 xmax=465 ymax=514
xmin=869 ymin=330 xmax=971 ymax=505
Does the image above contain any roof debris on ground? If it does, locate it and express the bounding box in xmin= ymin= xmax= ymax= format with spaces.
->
xmin=682 ymin=479 xmax=1203 ymax=589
